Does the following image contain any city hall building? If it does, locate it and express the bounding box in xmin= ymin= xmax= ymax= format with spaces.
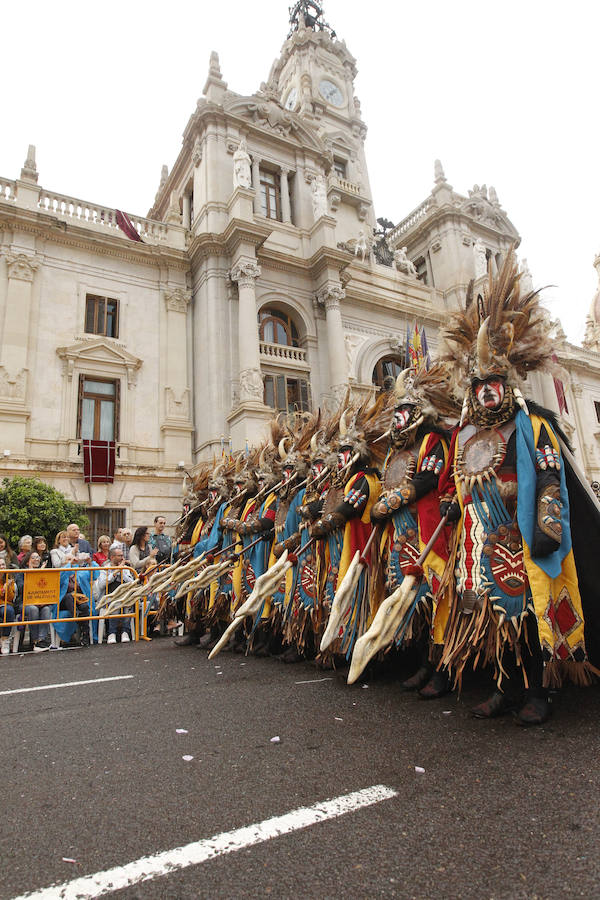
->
xmin=1 ymin=1 xmax=600 ymax=541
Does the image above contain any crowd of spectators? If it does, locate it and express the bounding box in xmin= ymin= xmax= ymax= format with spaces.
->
xmin=0 ymin=516 xmax=173 ymax=655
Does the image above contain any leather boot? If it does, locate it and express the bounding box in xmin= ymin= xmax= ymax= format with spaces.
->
xmin=418 ymin=670 xmax=451 ymax=700
xmin=516 ymin=691 xmax=551 ymax=726
xmin=401 ymin=664 xmax=432 ymax=691
xmin=471 ymin=690 xmax=518 ymax=719
xmin=174 ymin=632 xmax=199 ymax=647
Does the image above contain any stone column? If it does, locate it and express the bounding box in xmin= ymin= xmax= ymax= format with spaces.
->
xmin=230 ymin=260 xmax=263 ymax=403
xmin=280 ymin=167 xmax=292 ymax=224
xmin=317 ymin=284 xmax=347 ymax=396
xmin=0 ymin=252 xmax=39 ymax=452
xmin=251 ymin=154 xmax=262 ymax=215
xmin=162 ymin=288 xmax=193 ymax=464
xmin=182 ymin=193 xmax=191 ymax=229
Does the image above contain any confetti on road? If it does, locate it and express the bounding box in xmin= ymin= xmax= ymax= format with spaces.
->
xmin=334 ymin=717 xmax=343 ymax=722
xmin=414 ymin=766 xmax=425 ymax=774
xmin=176 ymin=729 xmax=188 ymax=734
xmin=182 ymin=755 xmax=194 ymax=762
xmin=62 ymin=858 xmax=77 ymax=864
xmin=270 ymin=736 xmax=280 ymax=743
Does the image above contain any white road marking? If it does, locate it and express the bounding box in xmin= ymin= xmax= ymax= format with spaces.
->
xmin=0 ymin=675 xmax=134 ymax=697
xmin=13 ymin=784 xmax=397 ymax=899
xmin=294 ymin=677 xmax=332 ymax=684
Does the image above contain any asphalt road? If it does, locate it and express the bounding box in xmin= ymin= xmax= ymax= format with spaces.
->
xmin=1 ymin=640 xmax=599 ymax=899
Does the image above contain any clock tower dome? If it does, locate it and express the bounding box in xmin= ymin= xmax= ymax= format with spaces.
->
xmin=264 ymin=1 xmax=373 ymax=225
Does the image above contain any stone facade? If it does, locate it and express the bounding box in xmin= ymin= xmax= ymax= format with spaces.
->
xmin=1 ymin=8 xmax=600 ymax=536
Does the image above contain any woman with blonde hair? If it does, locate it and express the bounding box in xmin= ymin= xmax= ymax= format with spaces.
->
xmin=93 ymin=535 xmax=111 ymax=567
xmin=50 ymin=531 xmax=75 ymax=568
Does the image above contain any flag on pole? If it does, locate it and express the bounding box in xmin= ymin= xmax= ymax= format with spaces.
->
xmin=420 ymin=326 xmax=430 ymax=369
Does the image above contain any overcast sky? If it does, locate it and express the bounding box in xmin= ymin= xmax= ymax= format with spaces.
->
xmin=2 ymin=0 xmax=598 ymax=342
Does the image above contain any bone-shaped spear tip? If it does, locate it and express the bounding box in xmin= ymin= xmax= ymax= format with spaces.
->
xmin=347 ymin=512 xmax=449 ymax=683
xmin=208 ymin=551 xmax=291 ymax=660
xmin=319 ymin=550 xmax=362 ymax=652
xmin=347 ymin=577 xmax=417 ymax=684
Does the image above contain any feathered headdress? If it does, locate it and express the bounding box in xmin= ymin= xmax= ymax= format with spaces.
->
xmin=394 ymin=362 xmax=461 ymax=422
xmin=439 ymin=250 xmax=554 ymax=391
xmin=336 ymin=392 xmax=394 ymax=465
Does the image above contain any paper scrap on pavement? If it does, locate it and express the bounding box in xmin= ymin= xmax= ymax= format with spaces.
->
xmin=182 ymin=755 xmax=194 ymax=762
xmin=414 ymin=766 xmax=425 ymax=774
xmin=270 ymin=736 xmax=280 ymax=743
xmin=176 ymin=729 xmax=188 ymax=734
xmin=62 ymin=858 xmax=77 ymax=864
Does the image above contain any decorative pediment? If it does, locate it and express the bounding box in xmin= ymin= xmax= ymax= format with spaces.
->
xmin=225 ymin=96 xmax=326 ymax=154
xmin=56 ymin=338 xmax=143 ymax=387
xmin=458 ymin=187 xmax=519 ymax=238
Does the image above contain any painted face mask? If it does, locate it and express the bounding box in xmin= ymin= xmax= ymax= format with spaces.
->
xmin=393 ymin=404 xmax=414 ymax=431
xmin=282 ymin=466 xmax=295 ymax=484
xmin=311 ymin=460 xmax=325 ymax=480
xmin=337 ymin=448 xmax=353 ymax=471
xmin=474 ymin=378 xmax=505 ymax=410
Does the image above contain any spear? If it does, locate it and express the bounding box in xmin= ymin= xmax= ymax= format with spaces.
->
xmin=347 ymin=513 xmax=449 ymax=684
xmin=208 ymin=551 xmax=292 ymax=659
xmin=320 ymin=524 xmax=381 ymax=652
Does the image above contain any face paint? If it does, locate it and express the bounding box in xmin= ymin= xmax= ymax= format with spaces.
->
xmin=282 ymin=466 xmax=294 ymax=484
xmin=474 ymin=378 xmax=505 ymax=409
xmin=208 ymin=489 xmax=218 ymax=503
xmin=337 ymin=448 xmax=352 ymax=471
xmin=393 ymin=405 xmax=413 ymax=430
xmin=311 ymin=460 xmax=325 ymax=479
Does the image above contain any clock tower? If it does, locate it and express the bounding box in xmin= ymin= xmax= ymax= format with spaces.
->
xmin=264 ymin=1 xmax=373 ymax=226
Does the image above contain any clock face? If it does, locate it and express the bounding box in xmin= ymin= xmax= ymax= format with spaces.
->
xmin=319 ymin=79 xmax=344 ymax=107
xmin=284 ymin=87 xmax=298 ymax=110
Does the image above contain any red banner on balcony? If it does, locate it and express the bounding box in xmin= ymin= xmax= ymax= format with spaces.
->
xmin=83 ymin=440 xmax=116 ymax=484
xmin=115 ymin=209 xmax=144 ymax=242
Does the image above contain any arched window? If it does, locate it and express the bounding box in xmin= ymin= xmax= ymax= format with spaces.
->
xmin=258 ymin=308 xmax=300 ymax=347
xmin=372 ymin=355 xmax=403 ymax=391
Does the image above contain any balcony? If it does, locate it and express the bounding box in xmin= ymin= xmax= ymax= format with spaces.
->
xmin=260 ymin=341 xmax=309 ymax=370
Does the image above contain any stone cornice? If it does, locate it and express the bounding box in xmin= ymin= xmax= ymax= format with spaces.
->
xmin=0 ymin=202 xmax=189 ymax=270
xmin=558 ymin=343 xmax=600 ymax=375
xmin=398 ymin=202 xmax=521 ymax=250
xmin=221 ymin=216 xmax=273 ymax=257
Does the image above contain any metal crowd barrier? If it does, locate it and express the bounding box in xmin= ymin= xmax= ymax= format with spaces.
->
xmin=0 ymin=565 xmax=143 ymax=645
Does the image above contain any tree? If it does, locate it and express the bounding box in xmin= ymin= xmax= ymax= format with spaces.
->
xmin=0 ymin=476 xmax=88 ymax=548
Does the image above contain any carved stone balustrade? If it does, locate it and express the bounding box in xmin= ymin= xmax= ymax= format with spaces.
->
xmin=37 ymin=189 xmax=172 ymax=244
xmin=387 ymin=199 xmax=432 ymax=244
xmin=259 ymin=341 xmax=309 ymax=368
xmin=326 ymin=175 xmax=370 ymax=218
xmin=0 ymin=178 xmax=16 ymax=203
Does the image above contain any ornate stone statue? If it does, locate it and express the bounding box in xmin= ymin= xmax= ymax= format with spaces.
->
xmin=394 ymin=246 xmax=417 ymax=277
xmin=233 ymin=139 xmax=252 ymax=190
xmin=473 ymin=238 xmax=487 ymax=278
xmin=520 ymin=258 xmax=534 ymax=294
xmin=311 ymin=174 xmax=328 ymax=219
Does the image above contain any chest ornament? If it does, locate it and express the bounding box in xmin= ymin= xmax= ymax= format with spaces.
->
xmin=455 ymin=428 xmax=506 ymax=494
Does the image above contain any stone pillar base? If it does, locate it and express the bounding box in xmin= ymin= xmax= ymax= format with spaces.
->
xmin=88 ymin=484 xmax=108 ymax=508
xmin=0 ymin=404 xmax=30 ymax=455
xmin=227 ymin=401 xmax=272 ymax=451
xmin=161 ymin=423 xmax=194 ymax=466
